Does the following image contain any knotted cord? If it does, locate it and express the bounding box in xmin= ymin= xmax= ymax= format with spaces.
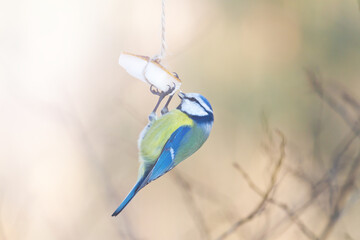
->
xmin=144 ymin=0 xmax=167 ymax=84
xmin=153 ymin=0 xmax=166 ymax=62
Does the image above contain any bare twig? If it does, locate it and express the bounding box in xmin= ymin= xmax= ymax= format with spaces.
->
xmin=172 ymin=172 xmax=210 ymax=240
xmin=270 ymin=132 xmax=359 ymax=240
xmin=221 ymin=70 xmax=360 ymax=240
xmin=306 ymin=70 xmax=360 ymax=135
xmin=271 ymin=133 xmax=357 ymax=239
xmin=270 ymin=131 xmax=360 ymax=239
xmin=221 ymin=71 xmax=360 ymax=240
xmin=233 ymin=163 xmax=318 ymax=240
xmin=216 ymin=130 xmax=286 ymax=240
xmin=319 ymin=152 xmax=360 ymax=240
xmin=267 ymin=181 xmax=327 ymax=240
xmin=342 ymin=92 xmax=360 ymax=114
xmin=270 ymin=70 xmax=360 ymax=240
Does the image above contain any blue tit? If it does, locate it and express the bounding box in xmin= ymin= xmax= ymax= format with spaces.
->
xmin=112 ymin=92 xmax=214 ymax=216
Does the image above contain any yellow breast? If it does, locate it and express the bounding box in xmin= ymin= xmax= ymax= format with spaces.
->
xmin=139 ymin=110 xmax=193 ymax=163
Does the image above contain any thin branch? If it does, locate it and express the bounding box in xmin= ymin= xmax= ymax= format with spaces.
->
xmin=233 ymin=163 xmax=319 ymax=240
xmin=233 ymin=163 xmax=263 ymax=196
xmin=269 ymin=132 xmax=359 ymax=240
xmin=306 ymin=70 xmax=360 ymax=135
xmin=269 ymin=132 xmax=357 ymax=240
xmin=342 ymin=92 xmax=360 ymax=114
xmin=172 ymin=172 xmax=210 ymax=240
xmin=319 ymin=152 xmax=360 ymax=240
xmin=216 ymin=130 xmax=286 ymax=240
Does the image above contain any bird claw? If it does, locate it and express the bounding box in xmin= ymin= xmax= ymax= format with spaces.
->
xmin=149 ymin=83 xmax=176 ymax=118
xmin=161 ymin=107 xmax=168 ymax=115
xmin=164 ymin=82 xmax=177 ymax=95
xmin=149 ymin=83 xmax=176 ymax=97
xmin=150 ymin=85 xmax=162 ymax=96
xmin=148 ymin=112 xmax=157 ymax=122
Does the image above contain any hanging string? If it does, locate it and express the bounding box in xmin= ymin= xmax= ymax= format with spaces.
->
xmin=144 ymin=0 xmax=167 ymax=84
xmin=153 ymin=0 xmax=166 ymax=63
xmin=160 ymin=0 xmax=166 ymax=60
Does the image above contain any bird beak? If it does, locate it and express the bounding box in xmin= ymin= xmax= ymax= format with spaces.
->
xmin=178 ymin=91 xmax=185 ymax=99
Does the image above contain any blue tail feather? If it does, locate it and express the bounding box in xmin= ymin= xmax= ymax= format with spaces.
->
xmin=111 ymin=178 xmax=145 ymax=216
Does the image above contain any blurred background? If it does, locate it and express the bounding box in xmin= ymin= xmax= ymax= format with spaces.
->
xmin=1 ymin=0 xmax=360 ymax=239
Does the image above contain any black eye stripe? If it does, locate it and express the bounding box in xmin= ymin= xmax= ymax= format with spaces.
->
xmin=188 ymin=97 xmax=198 ymax=102
xmin=184 ymin=97 xmax=200 ymax=105
xmin=184 ymin=97 xmax=211 ymax=114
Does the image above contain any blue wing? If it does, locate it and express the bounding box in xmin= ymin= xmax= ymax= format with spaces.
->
xmin=140 ymin=125 xmax=191 ymax=187
xmin=112 ymin=125 xmax=191 ymax=216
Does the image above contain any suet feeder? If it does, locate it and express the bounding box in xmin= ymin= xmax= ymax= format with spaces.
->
xmin=119 ymin=52 xmax=181 ymax=95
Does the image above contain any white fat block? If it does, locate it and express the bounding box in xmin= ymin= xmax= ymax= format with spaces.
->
xmin=119 ymin=52 xmax=181 ymax=94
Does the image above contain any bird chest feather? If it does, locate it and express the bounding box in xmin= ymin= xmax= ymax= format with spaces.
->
xmin=139 ymin=110 xmax=193 ymax=162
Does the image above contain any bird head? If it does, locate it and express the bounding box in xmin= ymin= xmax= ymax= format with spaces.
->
xmin=177 ymin=92 xmax=214 ymax=123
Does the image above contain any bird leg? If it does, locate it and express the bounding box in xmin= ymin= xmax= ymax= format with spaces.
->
xmin=149 ymin=94 xmax=165 ymax=121
xmin=160 ymin=73 xmax=180 ymax=115
xmin=161 ymin=95 xmax=173 ymax=115
xmin=148 ymin=83 xmax=176 ymax=121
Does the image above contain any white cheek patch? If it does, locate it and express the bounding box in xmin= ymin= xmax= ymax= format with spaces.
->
xmin=183 ymin=93 xmax=213 ymax=113
xmin=181 ymin=99 xmax=208 ymax=116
